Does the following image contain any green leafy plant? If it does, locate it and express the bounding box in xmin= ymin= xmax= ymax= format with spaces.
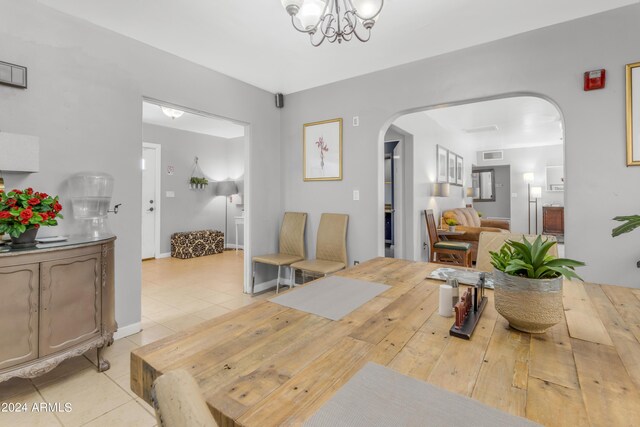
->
xmin=189 ymin=177 xmax=209 ymax=186
xmin=490 ymin=236 xmax=585 ymax=281
xmin=477 ymin=211 xmax=484 ymax=218
xmin=445 ymin=218 xmax=458 ymax=226
xmin=612 ymin=215 xmax=640 ymax=237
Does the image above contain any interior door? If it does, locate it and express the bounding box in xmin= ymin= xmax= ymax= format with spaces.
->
xmin=142 ymin=146 xmax=157 ymax=259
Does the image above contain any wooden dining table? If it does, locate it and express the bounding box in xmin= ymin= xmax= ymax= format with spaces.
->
xmin=130 ymin=258 xmax=640 ymax=427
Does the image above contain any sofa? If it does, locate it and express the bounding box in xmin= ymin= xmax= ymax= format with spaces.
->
xmin=440 ymin=208 xmax=510 ymax=261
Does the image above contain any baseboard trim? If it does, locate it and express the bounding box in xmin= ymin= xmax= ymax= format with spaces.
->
xmin=156 ymin=252 xmax=171 ymax=259
xmin=226 ymin=243 xmax=244 ymax=250
xmin=252 ymin=277 xmax=293 ymax=294
xmin=113 ymin=322 xmax=142 ymax=340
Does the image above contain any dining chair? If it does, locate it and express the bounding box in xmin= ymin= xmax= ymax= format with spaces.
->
xmin=290 ymin=213 xmax=349 ymax=284
xmin=476 ymin=231 xmax=558 ymax=272
xmin=151 ymin=370 xmax=218 ymax=427
xmin=424 ymin=209 xmax=472 ymax=267
xmin=252 ymin=212 xmax=307 ymax=294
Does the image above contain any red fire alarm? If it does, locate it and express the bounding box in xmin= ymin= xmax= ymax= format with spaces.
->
xmin=584 ymin=69 xmax=606 ymax=91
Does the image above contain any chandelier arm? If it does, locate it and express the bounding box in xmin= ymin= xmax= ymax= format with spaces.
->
xmin=351 ymin=27 xmax=371 ymax=42
xmin=341 ymin=9 xmax=358 ymax=36
xmin=320 ymin=14 xmax=337 ymax=38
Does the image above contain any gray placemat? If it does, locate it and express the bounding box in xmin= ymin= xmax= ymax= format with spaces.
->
xmin=270 ymin=276 xmax=390 ymax=321
xmin=304 ymin=362 xmax=541 ymax=427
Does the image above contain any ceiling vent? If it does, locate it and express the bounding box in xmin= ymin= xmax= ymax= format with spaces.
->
xmin=482 ymin=150 xmax=504 ymax=161
xmin=464 ymin=125 xmax=499 ymax=134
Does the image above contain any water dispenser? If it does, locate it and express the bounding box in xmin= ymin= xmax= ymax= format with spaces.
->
xmin=69 ymin=172 xmax=115 ymax=239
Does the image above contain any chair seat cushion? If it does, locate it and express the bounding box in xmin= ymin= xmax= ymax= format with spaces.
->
xmin=434 ymin=241 xmax=472 ymax=251
xmin=253 ymin=253 xmax=304 ymax=266
xmin=290 ymin=259 xmax=346 ymax=275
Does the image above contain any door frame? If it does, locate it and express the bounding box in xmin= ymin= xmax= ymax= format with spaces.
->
xmin=142 ymin=142 xmax=162 ymax=259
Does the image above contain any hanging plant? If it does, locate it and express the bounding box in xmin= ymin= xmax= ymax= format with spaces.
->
xmin=189 ymin=177 xmax=209 ymax=190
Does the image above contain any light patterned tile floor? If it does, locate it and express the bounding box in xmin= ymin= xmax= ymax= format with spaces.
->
xmin=0 ymin=250 xmax=274 ymax=426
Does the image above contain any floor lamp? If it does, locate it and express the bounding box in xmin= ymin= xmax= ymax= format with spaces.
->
xmin=215 ymin=180 xmax=238 ymax=249
xmin=530 ymin=186 xmax=542 ymax=234
xmin=523 ymin=173 xmax=535 ymax=234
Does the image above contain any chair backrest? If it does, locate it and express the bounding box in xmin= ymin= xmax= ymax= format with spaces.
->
xmin=151 ymin=370 xmax=218 ymax=427
xmin=315 ymin=213 xmax=348 ymax=264
xmin=424 ymin=210 xmax=440 ymax=250
xmin=476 ymin=232 xmax=559 ymax=272
xmin=279 ymin=212 xmax=307 ymax=258
xmin=443 ymin=207 xmax=481 ymax=228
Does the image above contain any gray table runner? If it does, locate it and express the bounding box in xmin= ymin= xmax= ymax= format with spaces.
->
xmin=270 ymin=276 xmax=390 ymax=321
xmin=304 ymin=362 xmax=541 ymax=427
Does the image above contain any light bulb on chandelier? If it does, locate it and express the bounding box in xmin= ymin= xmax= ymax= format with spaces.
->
xmin=281 ymin=0 xmax=384 ymax=46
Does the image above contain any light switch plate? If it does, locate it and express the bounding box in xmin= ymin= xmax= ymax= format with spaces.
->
xmin=353 ymin=190 xmax=360 ymax=201
xmin=166 ymin=191 xmax=175 ymax=198
xmin=353 ymin=116 xmax=359 ymax=127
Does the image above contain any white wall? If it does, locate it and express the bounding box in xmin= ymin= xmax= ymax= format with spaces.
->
xmin=142 ymin=124 xmax=244 ymax=253
xmin=476 ymin=145 xmax=564 ymax=234
xmin=281 ymin=4 xmax=640 ymax=288
xmin=0 ymin=0 xmax=282 ymax=331
xmin=392 ymin=113 xmax=475 ymax=261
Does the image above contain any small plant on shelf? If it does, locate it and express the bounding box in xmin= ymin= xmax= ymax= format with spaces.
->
xmin=445 ymin=218 xmax=458 ymax=231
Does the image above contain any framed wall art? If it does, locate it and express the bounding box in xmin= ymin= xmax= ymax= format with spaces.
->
xmin=303 ymin=118 xmax=342 ymax=181
xmin=627 ymin=62 xmax=640 ymax=166
xmin=447 ymin=151 xmax=457 ymax=184
xmin=455 ymin=155 xmax=464 ymax=186
xmin=436 ymin=145 xmax=449 ymax=183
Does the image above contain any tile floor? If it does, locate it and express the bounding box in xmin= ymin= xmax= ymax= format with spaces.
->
xmin=0 ymin=250 xmax=273 ymax=427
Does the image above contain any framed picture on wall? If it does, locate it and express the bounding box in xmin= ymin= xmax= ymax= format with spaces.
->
xmin=455 ymin=155 xmax=464 ymax=186
xmin=436 ymin=145 xmax=448 ymax=183
xmin=447 ymin=151 xmax=457 ymax=184
xmin=303 ymin=118 xmax=343 ymax=181
xmin=626 ymin=62 xmax=640 ymax=166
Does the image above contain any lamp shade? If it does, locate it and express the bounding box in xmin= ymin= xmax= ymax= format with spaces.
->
xmin=523 ymin=172 xmax=535 ymax=183
xmin=433 ymin=183 xmax=450 ymax=197
xmin=530 ymin=186 xmax=542 ymax=199
xmin=215 ymin=180 xmax=238 ymax=197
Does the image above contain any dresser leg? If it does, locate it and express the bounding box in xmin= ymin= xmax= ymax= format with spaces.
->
xmin=96 ymin=345 xmax=111 ymax=372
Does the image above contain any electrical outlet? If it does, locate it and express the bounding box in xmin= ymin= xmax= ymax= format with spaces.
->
xmin=353 ymin=190 xmax=360 ymax=201
xmin=353 ymin=116 xmax=359 ymax=127
xmin=354 ymin=261 xmax=360 ymax=265
xmin=166 ymin=191 xmax=175 ymax=198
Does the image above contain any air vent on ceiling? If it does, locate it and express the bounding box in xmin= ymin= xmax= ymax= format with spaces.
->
xmin=482 ymin=150 xmax=504 ymax=161
xmin=464 ymin=125 xmax=499 ymax=134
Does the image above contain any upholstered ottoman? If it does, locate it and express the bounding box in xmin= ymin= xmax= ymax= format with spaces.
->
xmin=170 ymin=230 xmax=224 ymax=259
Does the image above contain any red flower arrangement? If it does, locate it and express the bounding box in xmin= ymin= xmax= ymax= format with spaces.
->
xmin=0 ymin=188 xmax=63 ymax=237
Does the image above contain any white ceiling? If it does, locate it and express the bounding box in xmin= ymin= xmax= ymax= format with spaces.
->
xmin=37 ymin=0 xmax=637 ymax=94
xmin=142 ymin=101 xmax=245 ymax=139
xmin=401 ymin=96 xmax=563 ymax=151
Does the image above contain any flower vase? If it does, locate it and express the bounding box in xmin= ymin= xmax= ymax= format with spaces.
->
xmin=11 ymin=227 xmax=39 ymax=249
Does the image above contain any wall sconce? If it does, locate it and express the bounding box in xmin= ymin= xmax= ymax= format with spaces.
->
xmin=432 ymin=183 xmax=450 ymax=197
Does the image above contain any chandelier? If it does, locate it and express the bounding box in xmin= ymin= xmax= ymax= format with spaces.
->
xmin=281 ymin=0 xmax=384 ymax=46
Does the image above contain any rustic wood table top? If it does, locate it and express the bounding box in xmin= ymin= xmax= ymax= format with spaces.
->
xmin=130 ymin=258 xmax=640 ymax=427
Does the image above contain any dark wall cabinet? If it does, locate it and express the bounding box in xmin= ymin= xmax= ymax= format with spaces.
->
xmin=543 ymin=207 xmax=564 ymax=236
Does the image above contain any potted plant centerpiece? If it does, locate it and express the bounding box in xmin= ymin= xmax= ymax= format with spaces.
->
xmin=446 ymin=218 xmax=458 ymax=232
xmin=0 ymin=188 xmax=64 ymax=248
xmin=490 ymin=236 xmax=585 ymax=333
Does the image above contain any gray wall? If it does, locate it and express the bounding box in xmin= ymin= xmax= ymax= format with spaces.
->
xmin=281 ymin=4 xmax=640 ymax=288
xmin=476 ymin=145 xmax=564 ymax=234
xmin=473 ymin=165 xmax=511 ymax=220
xmin=0 ymin=0 xmax=281 ymax=331
xmin=142 ymin=124 xmax=244 ymax=253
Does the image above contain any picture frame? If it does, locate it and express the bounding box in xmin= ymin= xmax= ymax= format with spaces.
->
xmin=626 ymin=62 xmax=640 ymax=166
xmin=455 ymin=155 xmax=464 ymax=186
xmin=436 ymin=145 xmax=448 ymax=183
xmin=303 ymin=118 xmax=342 ymax=181
xmin=447 ymin=151 xmax=457 ymax=184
